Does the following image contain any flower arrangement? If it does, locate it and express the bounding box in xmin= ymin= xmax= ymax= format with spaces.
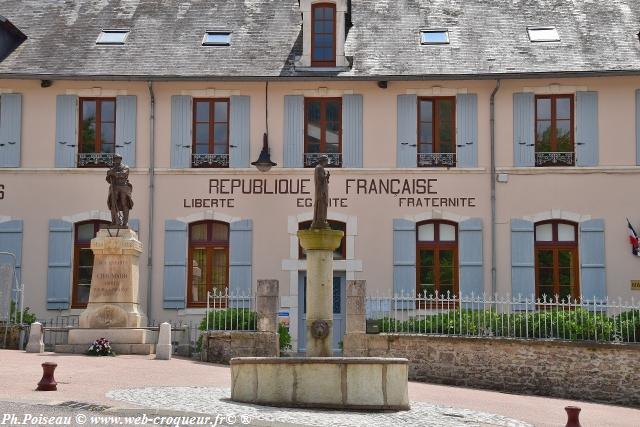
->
xmin=86 ymin=337 xmax=116 ymax=356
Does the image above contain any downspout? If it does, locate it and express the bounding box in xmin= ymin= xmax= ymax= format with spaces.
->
xmin=146 ymin=81 xmax=155 ymax=322
xmin=490 ymin=79 xmax=501 ymax=295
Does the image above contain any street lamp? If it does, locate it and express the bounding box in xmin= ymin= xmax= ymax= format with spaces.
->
xmin=251 ymin=133 xmax=277 ymax=172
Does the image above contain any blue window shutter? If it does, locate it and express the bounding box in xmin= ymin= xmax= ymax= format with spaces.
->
xmin=511 ymin=219 xmax=534 ymax=302
xmin=0 ymin=220 xmax=23 ymax=285
xmin=397 ymin=94 xmax=417 ymax=167
xmin=636 ymin=89 xmax=640 ymax=166
xmin=116 ymin=95 xmax=137 ymax=167
xmin=459 ymin=218 xmax=483 ymax=297
xmin=513 ymin=92 xmax=535 ymax=167
xmin=283 ymin=95 xmax=304 ymax=167
xmin=0 ymin=94 xmax=22 ymax=167
xmin=576 ymin=91 xmax=599 ymax=167
xmin=393 ymin=218 xmax=415 ymax=308
xmin=229 ymin=95 xmax=250 ymax=168
xmin=456 ymin=93 xmax=478 ymax=168
xmin=170 ymin=95 xmax=192 ymax=169
xmin=163 ymin=219 xmax=188 ymax=309
xmin=580 ymin=219 xmax=606 ymax=302
xmin=342 ymin=94 xmax=363 ymax=168
xmin=47 ymin=219 xmax=72 ymax=309
xmin=229 ymin=219 xmax=252 ymax=307
xmin=55 ymin=95 xmax=78 ymax=168
xmin=163 ymin=220 xmax=187 ymax=309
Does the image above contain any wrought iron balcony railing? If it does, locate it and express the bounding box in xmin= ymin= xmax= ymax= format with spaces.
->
xmin=304 ymin=152 xmax=342 ymax=168
xmin=417 ymin=152 xmax=456 ymax=168
xmin=77 ymin=153 xmax=115 ymax=167
xmin=535 ymin=152 xmax=574 ymax=167
xmin=192 ymin=154 xmax=229 ymax=168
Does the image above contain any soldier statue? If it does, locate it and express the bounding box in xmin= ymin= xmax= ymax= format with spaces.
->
xmin=311 ymin=155 xmax=330 ymax=229
xmin=106 ymin=153 xmax=134 ymax=227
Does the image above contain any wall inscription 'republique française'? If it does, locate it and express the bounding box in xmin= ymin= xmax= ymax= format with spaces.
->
xmin=181 ymin=177 xmax=478 ymax=209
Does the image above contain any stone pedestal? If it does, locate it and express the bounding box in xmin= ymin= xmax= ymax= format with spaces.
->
xmin=297 ymin=228 xmax=343 ymax=357
xmin=65 ymin=228 xmax=151 ymax=354
xmin=78 ymin=228 xmax=145 ymax=328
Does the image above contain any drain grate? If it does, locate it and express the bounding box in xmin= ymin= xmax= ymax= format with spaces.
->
xmin=57 ymin=401 xmax=111 ymax=412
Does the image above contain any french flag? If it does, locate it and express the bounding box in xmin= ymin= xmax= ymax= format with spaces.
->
xmin=628 ymin=218 xmax=640 ymax=256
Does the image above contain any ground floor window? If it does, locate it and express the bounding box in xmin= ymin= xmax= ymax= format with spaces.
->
xmin=188 ymin=221 xmax=229 ymax=307
xmin=72 ymin=220 xmax=109 ymax=308
xmin=416 ymin=220 xmax=458 ymax=298
xmin=535 ymin=220 xmax=579 ymax=301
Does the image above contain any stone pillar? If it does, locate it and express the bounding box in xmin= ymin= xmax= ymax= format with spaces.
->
xmin=79 ymin=228 xmax=146 ymax=328
xmin=155 ymin=322 xmax=172 ymax=360
xmin=297 ymin=228 xmax=343 ymax=357
xmin=26 ymin=322 xmax=44 ymax=353
xmin=346 ymin=280 xmax=366 ymax=334
xmin=257 ymin=280 xmax=279 ymax=333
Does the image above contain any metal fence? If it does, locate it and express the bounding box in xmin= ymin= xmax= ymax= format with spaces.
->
xmin=204 ymin=290 xmax=257 ymax=332
xmin=366 ymin=292 xmax=640 ymax=343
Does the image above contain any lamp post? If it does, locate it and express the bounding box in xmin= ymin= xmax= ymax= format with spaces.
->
xmin=251 ymin=133 xmax=277 ymax=172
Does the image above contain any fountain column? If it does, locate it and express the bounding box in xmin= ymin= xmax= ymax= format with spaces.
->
xmin=297 ymin=228 xmax=343 ymax=357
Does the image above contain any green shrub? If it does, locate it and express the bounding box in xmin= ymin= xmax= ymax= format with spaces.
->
xmin=278 ymin=322 xmax=292 ymax=352
xmin=196 ymin=308 xmax=257 ymax=352
xmin=9 ymin=301 xmax=36 ymax=325
xmin=373 ymin=308 xmax=640 ymax=343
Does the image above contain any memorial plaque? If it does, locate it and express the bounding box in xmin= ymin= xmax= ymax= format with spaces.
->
xmin=89 ymin=255 xmax=137 ymax=303
xmin=631 ymin=280 xmax=640 ymax=291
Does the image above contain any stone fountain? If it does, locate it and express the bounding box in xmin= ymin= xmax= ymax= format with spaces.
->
xmin=230 ymin=156 xmax=409 ymax=410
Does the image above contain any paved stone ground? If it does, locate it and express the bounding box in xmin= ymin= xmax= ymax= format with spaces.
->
xmin=2 ymin=351 xmax=638 ymax=426
xmin=107 ymin=387 xmax=532 ymax=427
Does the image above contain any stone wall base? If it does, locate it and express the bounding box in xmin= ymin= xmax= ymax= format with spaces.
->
xmin=201 ymin=331 xmax=279 ymax=364
xmin=344 ymin=333 xmax=640 ymax=407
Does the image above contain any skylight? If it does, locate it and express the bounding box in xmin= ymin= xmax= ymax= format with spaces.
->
xmin=421 ymin=29 xmax=449 ymax=45
xmin=202 ymin=31 xmax=231 ymax=46
xmin=527 ymin=27 xmax=560 ymax=42
xmin=96 ymin=29 xmax=129 ymax=45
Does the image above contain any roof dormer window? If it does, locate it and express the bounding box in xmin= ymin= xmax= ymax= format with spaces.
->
xmin=311 ymin=4 xmax=336 ymax=66
xmin=96 ymin=29 xmax=129 ymax=45
xmin=297 ymin=0 xmax=349 ymax=69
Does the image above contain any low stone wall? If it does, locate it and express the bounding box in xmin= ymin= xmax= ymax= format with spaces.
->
xmin=200 ymin=331 xmax=279 ymax=364
xmin=344 ymin=333 xmax=640 ymax=407
xmin=0 ymin=324 xmax=22 ymax=349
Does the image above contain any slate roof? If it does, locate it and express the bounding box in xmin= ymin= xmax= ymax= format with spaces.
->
xmin=0 ymin=0 xmax=639 ymax=80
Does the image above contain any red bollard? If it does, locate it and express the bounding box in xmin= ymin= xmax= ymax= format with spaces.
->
xmin=36 ymin=362 xmax=58 ymax=391
xmin=565 ymin=406 xmax=582 ymax=427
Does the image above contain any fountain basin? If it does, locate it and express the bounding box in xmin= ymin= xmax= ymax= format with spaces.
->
xmin=230 ymin=357 xmax=409 ymax=411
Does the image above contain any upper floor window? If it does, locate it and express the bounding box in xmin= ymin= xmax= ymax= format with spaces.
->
xmin=304 ymin=98 xmax=342 ymax=167
xmin=78 ymin=98 xmax=116 ymax=168
xmin=416 ymin=220 xmax=458 ymax=298
xmin=192 ymin=98 xmax=230 ymax=168
xmin=535 ymin=220 xmax=579 ymax=301
xmin=535 ymin=94 xmax=574 ymax=167
xmin=311 ymin=3 xmax=336 ymax=67
xmin=188 ymin=221 xmax=229 ymax=307
xmin=418 ymin=97 xmax=456 ymax=167
xmin=72 ymin=220 xmax=109 ymax=308
xmin=299 ymin=220 xmax=346 ymax=259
